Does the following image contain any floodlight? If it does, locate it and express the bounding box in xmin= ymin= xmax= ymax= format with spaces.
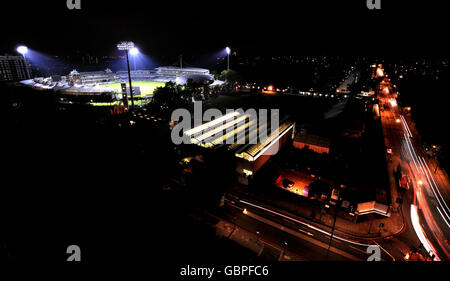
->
xmin=117 ymin=41 xmax=135 ymax=51
xmin=130 ymin=47 xmax=139 ymax=56
xmin=116 ymin=41 xmax=136 ymax=108
xmin=225 ymin=47 xmax=231 ymax=70
xmin=17 ymin=46 xmax=28 ymax=55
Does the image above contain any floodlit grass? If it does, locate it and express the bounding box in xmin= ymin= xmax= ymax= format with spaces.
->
xmin=89 ymin=99 xmax=152 ymax=107
xmin=98 ymin=81 xmax=165 ymax=97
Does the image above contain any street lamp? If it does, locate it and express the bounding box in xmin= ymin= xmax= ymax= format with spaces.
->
xmin=117 ymin=41 xmax=135 ymax=108
xmin=130 ymin=47 xmax=139 ymax=70
xmin=16 ymin=45 xmax=31 ymax=78
xmin=225 ymin=46 xmax=231 ymax=70
xmin=326 ymin=201 xmax=340 ymax=260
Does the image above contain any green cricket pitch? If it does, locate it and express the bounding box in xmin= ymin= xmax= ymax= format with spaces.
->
xmin=98 ymin=80 xmax=165 ymax=97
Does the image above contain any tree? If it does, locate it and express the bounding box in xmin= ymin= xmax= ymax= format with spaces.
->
xmin=216 ymin=69 xmax=240 ymax=83
xmin=152 ymin=81 xmax=185 ymax=108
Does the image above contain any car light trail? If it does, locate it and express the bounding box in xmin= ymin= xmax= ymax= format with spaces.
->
xmin=419 ymin=157 xmax=448 ymax=223
xmin=298 ymin=229 xmax=314 ymax=236
xmin=421 ymin=156 xmax=450 ymax=214
xmin=239 ymin=199 xmax=372 ymax=247
xmin=371 ymin=240 xmax=396 ymax=261
xmin=400 ymin=115 xmax=413 ymax=138
xmin=419 ymin=156 xmax=450 ymax=226
xmin=413 ymin=147 xmax=427 ymax=175
xmin=436 ymin=207 xmax=450 ymax=229
xmin=403 ymin=134 xmax=421 ymax=174
xmin=410 ymin=205 xmax=440 ymax=261
xmin=419 ymin=157 xmax=447 ymax=213
xmin=404 ymin=134 xmax=426 ymax=175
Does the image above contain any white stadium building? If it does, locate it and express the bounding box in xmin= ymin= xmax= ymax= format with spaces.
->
xmin=18 ymin=66 xmax=223 ymax=106
xmin=21 ymin=66 xmax=220 ymax=88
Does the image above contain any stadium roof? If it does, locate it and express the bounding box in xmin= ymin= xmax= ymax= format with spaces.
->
xmin=68 ymin=69 xmax=114 ymax=76
xmin=184 ymin=111 xmax=294 ymax=161
xmin=235 ymin=121 xmax=294 ymax=161
xmin=156 ymin=66 xmax=209 ymax=72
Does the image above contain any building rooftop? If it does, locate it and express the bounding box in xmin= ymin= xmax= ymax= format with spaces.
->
xmin=156 ymin=66 xmax=209 ymax=72
xmin=184 ymin=111 xmax=294 ymax=161
xmin=294 ymin=132 xmax=331 ymax=148
xmin=69 ymin=69 xmax=114 ymax=76
xmin=236 ymin=121 xmax=295 ymax=161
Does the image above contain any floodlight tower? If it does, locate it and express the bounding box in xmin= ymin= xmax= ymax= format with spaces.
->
xmin=17 ymin=45 xmax=31 ymax=78
xmin=130 ymin=47 xmax=139 ymax=70
xmin=117 ymin=41 xmax=135 ymax=108
xmin=225 ymin=46 xmax=231 ymax=71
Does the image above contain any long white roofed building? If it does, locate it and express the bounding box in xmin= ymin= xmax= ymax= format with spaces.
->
xmin=183 ymin=110 xmax=295 ymax=184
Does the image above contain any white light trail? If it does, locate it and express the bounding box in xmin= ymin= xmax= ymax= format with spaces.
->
xmin=436 ymin=207 xmax=450 ymax=229
xmin=239 ymin=199 xmax=372 ymax=247
xmin=421 ymin=157 xmax=450 ymax=213
xmin=419 ymin=156 xmax=450 ymax=226
xmin=404 ymin=134 xmax=421 ymax=174
xmin=410 ymin=205 xmax=440 ymax=261
xmin=405 ymin=135 xmax=426 ymax=175
xmin=400 ymin=115 xmax=413 ymax=138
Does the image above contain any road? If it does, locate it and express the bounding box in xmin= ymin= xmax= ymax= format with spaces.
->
xmin=210 ymin=66 xmax=450 ymax=261
xmin=215 ymin=193 xmax=393 ymax=261
xmin=377 ymin=74 xmax=450 ymax=260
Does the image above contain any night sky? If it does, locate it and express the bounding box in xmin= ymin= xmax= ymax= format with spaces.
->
xmin=2 ymin=0 xmax=449 ymax=58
